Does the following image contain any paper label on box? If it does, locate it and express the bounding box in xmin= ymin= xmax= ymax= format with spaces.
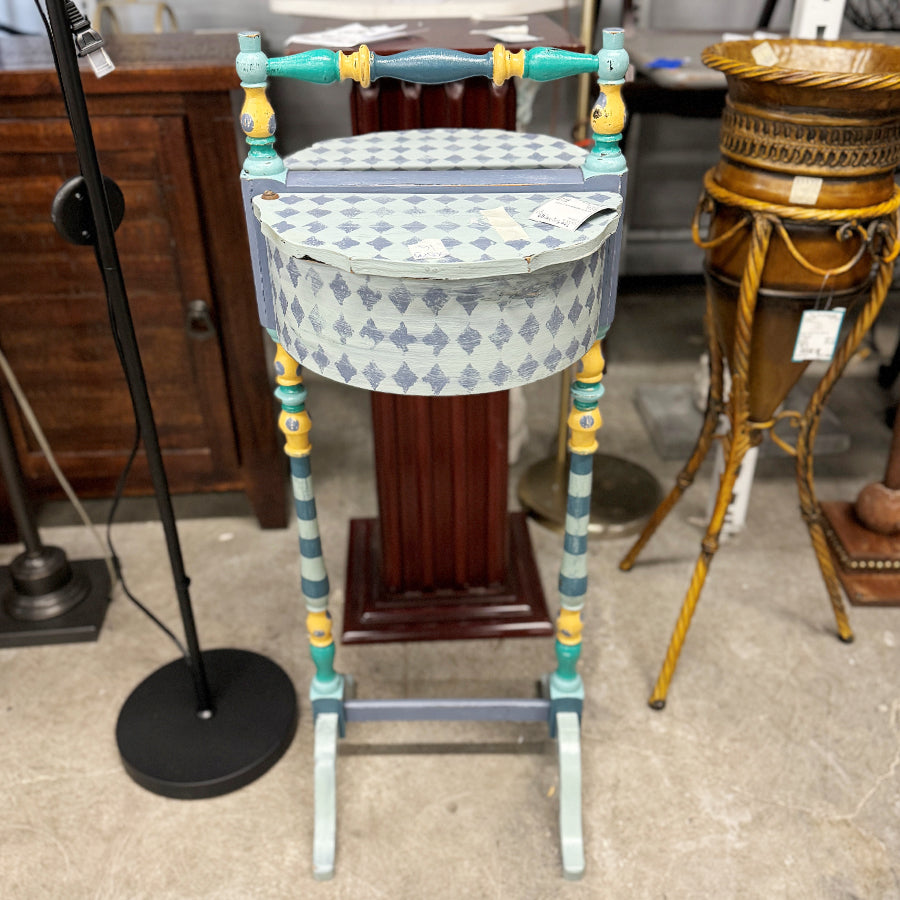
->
xmin=408 ymin=238 xmax=448 ymax=260
xmin=751 ymin=40 xmax=778 ymax=66
xmin=482 ymin=207 xmax=529 ymax=241
xmin=792 ymin=308 xmax=845 ymax=362
xmin=529 ymin=195 xmax=616 ymax=231
xmin=789 ymin=175 xmax=823 ymax=206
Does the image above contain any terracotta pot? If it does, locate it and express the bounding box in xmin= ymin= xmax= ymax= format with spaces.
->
xmin=698 ymin=39 xmax=900 ymax=421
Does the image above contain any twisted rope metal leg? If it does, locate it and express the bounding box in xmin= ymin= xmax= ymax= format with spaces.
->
xmin=648 ymin=214 xmax=771 ymax=709
xmin=795 ymin=253 xmax=896 ymax=642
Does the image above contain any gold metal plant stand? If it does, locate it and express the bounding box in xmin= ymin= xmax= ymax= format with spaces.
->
xmin=619 ymin=172 xmax=900 ymax=710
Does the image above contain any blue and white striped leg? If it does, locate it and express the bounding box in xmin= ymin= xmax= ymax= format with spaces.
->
xmin=548 ymin=339 xmax=605 ymax=880
xmin=272 ymin=340 xmax=344 ymax=881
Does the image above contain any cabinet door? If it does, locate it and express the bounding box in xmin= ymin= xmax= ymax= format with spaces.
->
xmin=0 ymin=113 xmax=241 ymax=500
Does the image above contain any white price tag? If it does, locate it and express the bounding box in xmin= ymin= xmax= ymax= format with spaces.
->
xmin=751 ymin=40 xmax=778 ymax=66
xmin=529 ymin=195 xmax=616 ymax=232
xmin=408 ymin=238 xmax=448 ymax=261
xmin=792 ymin=308 xmax=845 ymax=362
xmin=789 ymin=175 xmax=823 ymax=206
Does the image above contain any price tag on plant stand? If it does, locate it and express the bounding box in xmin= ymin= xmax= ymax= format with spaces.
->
xmin=792 ymin=307 xmax=845 ymax=362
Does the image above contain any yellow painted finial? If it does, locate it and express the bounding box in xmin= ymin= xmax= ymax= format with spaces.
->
xmin=307 ymin=610 xmax=333 ymax=648
xmin=556 ymin=608 xmax=583 ymax=646
xmin=274 ymin=343 xmax=312 ymax=457
xmin=492 ymin=44 xmax=526 ymax=85
xmin=592 ymin=81 xmax=626 ymax=139
xmin=567 ymin=406 xmax=602 ymax=454
xmin=567 ymin=340 xmax=605 ymax=455
xmin=274 ymin=343 xmax=302 ymax=388
xmin=278 ymin=406 xmax=312 ymax=457
xmin=338 ymin=45 xmax=372 ymax=87
xmin=578 ymin=341 xmax=605 ymax=384
xmin=240 ymin=85 xmax=276 ymax=140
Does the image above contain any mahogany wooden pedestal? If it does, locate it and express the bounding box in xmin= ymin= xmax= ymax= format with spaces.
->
xmin=344 ymin=512 xmax=552 ymax=643
xmin=820 ymin=502 xmax=900 ymax=607
xmin=287 ymin=17 xmax=582 ymax=643
xmin=821 ymin=398 xmax=900 ymax=607
xmin=343 ymin=392 xmax=552 ymax=643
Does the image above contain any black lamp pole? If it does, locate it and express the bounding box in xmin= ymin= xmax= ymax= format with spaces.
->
xmin=46 ymin=0 xmax=212 ymax=713
xmin=45 ymin=0 xmax=297 ymax=798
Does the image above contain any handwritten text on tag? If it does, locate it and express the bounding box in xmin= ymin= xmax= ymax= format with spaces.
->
xmin=792 ymin=308 xmax=845 ymax=362
xmin=529 ymin=195 xmax=615 ymax=231
xmin=408 ymin=238 xmax=448 ymax=261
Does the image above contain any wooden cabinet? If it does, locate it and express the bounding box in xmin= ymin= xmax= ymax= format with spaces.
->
xmin=0 ymin=33 xmax=285 ymax=538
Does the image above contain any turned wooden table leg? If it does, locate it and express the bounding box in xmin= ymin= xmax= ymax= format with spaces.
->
xmin=272 ymin=341 xmax=343 ymax=880
xmin=548 ymin=338 xmax=606 ymax=880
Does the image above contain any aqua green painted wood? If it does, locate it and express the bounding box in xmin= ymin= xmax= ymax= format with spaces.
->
xmin=523 ymin=47 xmax=599 ymax=81
xmin=267 ymin=49 xmax=342 ymax=84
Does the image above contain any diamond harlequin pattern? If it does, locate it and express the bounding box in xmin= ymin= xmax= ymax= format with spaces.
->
xmin=269 ymin=246 xmax=610 ymax=397
xmin=254 ymin=191 xmax=619 ymax=279
xmin=285 ymin=129 xmax=589 ymax=172
xmin=255 ymin=128 xmax=623 ymax=398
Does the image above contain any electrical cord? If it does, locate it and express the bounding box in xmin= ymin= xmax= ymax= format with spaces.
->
xmin=105 ymin=429 xmax=188 ymax=659
xmin=0 ymin=345 xmax=113 ymax=581
xmin=28 ymin=0 xmax=188 ymax=659
xmin=0 ymin=346 xmax=187 ymax=658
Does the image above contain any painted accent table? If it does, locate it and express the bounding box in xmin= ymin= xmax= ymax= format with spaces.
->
xmin=236 ymin=30 xmax=629 ymax=881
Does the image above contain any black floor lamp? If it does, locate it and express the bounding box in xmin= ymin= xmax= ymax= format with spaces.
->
xmin=43 ymin=0 xmax=297 ymax=799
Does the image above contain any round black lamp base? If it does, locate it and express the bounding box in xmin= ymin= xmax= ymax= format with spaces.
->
xmin=116 ymin=648 xmax=297 ymax=799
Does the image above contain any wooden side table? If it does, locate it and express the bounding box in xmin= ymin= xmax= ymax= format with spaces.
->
xmin=237 ymin=30 xmax=629 ymax=879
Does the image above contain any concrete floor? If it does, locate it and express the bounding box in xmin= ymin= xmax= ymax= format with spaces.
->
xmin=2 ymin=279 xmax=900 ymax=899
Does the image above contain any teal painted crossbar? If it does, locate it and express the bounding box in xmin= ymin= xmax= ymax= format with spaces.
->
xmin=263 ymin=44 xmax=605 ymax=85
xmin=237 ymin=29 xmax=629 ymax=179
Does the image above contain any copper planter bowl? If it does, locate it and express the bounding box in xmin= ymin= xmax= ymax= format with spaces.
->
xmin=698 ymin=39 xmax=900 ymax=421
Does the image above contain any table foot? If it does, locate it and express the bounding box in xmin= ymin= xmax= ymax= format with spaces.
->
xmin=556 ymin=710 xmax=585 ymax=880
xmin=313 ymin=712 xmax=339 ymax=881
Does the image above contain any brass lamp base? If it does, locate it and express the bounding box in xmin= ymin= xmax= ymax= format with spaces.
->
xmin=518 ymin=452 xmax=662 ymax=538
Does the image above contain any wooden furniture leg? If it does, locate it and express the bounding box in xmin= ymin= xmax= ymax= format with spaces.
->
xmin=555 ymin=710 xmax=584 ymax=880
xmin=545 ymin=338 xmax=606 ymax=878
xmin=313 ymin=712 xmax=339 ymax=881
xmin=620 ymin=291 xmax=726 ymax=571
xmin=273 ymin=341 xmax=345 ymax=880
